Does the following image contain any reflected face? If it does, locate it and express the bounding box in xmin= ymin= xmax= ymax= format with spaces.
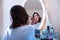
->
xmin=34 ymin=14 xmax=39 ymax=20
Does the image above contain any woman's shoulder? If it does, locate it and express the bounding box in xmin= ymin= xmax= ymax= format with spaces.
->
xmin=22 ymin=25 xmax=35 ymax=30
xmin=13 ymin=25 xmax=35 ymax=31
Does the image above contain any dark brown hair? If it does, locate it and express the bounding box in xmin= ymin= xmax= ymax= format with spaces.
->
xmin=10 ymin=5 xmax=28 ymax=29
xmin=33 ymin=12 xmax=41 ymax=22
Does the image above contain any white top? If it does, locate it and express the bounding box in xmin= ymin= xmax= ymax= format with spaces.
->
xmin=32 ymin=22 xmax=41 ymax=29
xmin=3 ymin=25 xmax=35 ymax=40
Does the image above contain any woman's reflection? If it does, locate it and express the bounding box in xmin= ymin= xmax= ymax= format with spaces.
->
xmin=31 ymin=12 xmax=41 ymax=25
xmin=31 ymin=12 xmax=41 ymax=29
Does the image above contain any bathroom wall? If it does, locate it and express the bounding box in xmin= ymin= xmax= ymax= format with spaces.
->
xmin=45 ymin=0 xmax=60 ymax=39
xmin=0 ymin=0 xmax=3 ymax=40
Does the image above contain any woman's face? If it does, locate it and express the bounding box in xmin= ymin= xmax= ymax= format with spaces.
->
xmin=34 ymin=14 xmax=39 ymax=20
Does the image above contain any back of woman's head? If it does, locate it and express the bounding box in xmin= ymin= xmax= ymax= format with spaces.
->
xmin=10 ymin=5 xmax=28 ymax=29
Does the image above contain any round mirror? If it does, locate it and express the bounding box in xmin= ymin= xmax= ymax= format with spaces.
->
xmin=24 ymin=0 xmax=46 ymax=30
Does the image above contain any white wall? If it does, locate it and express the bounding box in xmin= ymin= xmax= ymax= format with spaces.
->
xmin=0 ymin=1 xmax=3 ymax=40
xmin=45 ymin=0 xmax=60 ymax=39
xmin=3 ymin=0 xmax=27 ymax=34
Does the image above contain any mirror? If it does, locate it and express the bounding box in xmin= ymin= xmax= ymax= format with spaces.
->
xmin=24 ymin=0 xmax=46 ymax=30
xmin=24 ymin=0 xmax=43 ymax=23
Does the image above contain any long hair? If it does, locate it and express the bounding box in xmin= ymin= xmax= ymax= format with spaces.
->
xmin=10 ymin=5 xmax=28 ymax=29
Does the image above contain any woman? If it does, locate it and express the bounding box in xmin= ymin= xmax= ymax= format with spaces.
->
xmin=3 ymin=5 xmax=35 ymax=40
xmin=31 ymin=12 xmax=41 ymax=25
xmin=31 ymin=12 xmax=41 ymax=29
xmin=31 ymin=12 xmax=41 ymax=39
